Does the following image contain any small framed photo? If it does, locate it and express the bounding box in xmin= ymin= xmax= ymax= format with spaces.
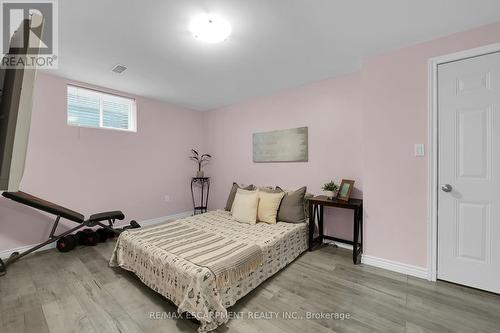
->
xmin=337 ymin=179 xmax=355 ymax=201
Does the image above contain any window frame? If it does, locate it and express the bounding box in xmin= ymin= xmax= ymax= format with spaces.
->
xmin=66 ymin=84 xmax=137 ymax=133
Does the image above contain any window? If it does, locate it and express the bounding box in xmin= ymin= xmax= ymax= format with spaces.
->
xmin=67 ymin=85 xmax=137 ymax=132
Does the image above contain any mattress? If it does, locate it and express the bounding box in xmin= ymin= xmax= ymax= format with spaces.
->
xmin=109 ymin=210 xmax=308 ymax=332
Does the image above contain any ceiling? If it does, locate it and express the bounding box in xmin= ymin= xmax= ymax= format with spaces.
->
xmin=49 ymin=0 xmax=500 ymax=111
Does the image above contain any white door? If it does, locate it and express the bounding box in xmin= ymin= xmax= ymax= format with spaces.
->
xmin=438 ymin=51 xmax=500 ymax=293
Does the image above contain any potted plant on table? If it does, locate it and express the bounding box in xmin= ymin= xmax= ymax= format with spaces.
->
xmin=190 ymin=149 xmax=211 ymax=177
xmin=322 ymin=181 xmax=339 ymax=200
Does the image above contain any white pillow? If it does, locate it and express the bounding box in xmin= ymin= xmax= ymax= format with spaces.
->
xmin=258 ymin=191 xmax=285 ymax=224
xmin=231 ymin=189 xmax=259 ymax=224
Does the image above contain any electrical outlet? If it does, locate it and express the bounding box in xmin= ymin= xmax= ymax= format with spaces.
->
xmin=164 ymin=195 xmax=171 ymax=202
xmin=414 ymin=144 xmax=425 ymax=157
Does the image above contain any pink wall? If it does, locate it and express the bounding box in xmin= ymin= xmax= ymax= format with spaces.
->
xmin=0 ymin=73 xmax=204 ymax=252
xmin=205 ymin=21 xmax=500 ymax=269
xmin=203 ymin=73 xmax=364 ymax=241
xmin=3 ymin=21 xmax=500 ymax=270
xmin=362 ymin=21 xmax=500 ymax=268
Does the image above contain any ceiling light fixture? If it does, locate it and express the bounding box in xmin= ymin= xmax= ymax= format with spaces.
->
xmin=189 ymin=14 xmax=231 ymax=43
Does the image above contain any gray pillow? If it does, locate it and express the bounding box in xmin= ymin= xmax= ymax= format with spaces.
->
xmin=276 ymin=186 xmax=307 ymax=223
xmin=304 ymin=193 xmax=314 ymax=218
xmin=225 ymin=182 xmax=255 ymax=211
xmin=259 ymin=187 xmax=283 ymax=193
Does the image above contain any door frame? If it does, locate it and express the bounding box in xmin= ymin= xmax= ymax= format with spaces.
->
xmin=427 ymin=42 xmax=500 ymax=281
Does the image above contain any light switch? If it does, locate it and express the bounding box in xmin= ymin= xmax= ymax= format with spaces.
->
xmin=414 ymin=144 xmax=425 ymax=157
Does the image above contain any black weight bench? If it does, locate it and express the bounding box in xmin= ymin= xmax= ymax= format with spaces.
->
xmin=0 ymin=191 xmax=125 ymax=276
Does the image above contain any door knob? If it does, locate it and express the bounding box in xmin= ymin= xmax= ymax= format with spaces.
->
xmin=441 ymin=184 xmax=452 ymax=192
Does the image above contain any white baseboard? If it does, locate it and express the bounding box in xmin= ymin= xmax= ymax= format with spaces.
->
xmin=0 ymin=211 xmax=193 ymax=260
xmin=3 ymin=211 xmax=429 ymax=281
xmin=322 ymin=239 xmax=428 ymax=279
xmin=322 ymin=239 xmax=354 ymax=250
xmin=0 ymin=243 xmax=55 ymax=260
xmin=139 ymin=211 xmax=192 ymax=227
xmin=361 ymin=255 xmax=429 ymax=280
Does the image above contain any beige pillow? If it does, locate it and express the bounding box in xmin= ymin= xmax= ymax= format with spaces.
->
xmin=225 ymin=182 xmax=255 ymax=211
xmin=258 ymin=191 xmax=285 ymax=224
xmin=231 ymin=189 xmax=259 ymax=224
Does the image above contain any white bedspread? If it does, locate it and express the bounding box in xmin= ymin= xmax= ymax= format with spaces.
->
xmin=109 ymin=210 xmax=308 ymax=332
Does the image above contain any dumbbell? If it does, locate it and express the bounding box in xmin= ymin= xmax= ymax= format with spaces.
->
xmin=56 ymin=235 xmax=77 ymax=252
xmin=104 ymin=228 xmax=116 ymax=239
xmin=96 ymin=228 xmax=109 ymax=242
xmin=76 ymin=229 xmax=99 ymax=246
xmin=84 ymin=229 xmax=99 ymax=246
xmin=76 ymin=230 xmax=88 ymax=245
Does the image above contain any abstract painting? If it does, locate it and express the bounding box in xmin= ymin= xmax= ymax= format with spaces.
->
xmin=253 ymin=127 xmax=308 ymax=162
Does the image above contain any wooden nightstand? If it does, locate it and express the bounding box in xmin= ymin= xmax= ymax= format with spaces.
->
xmin=308 ymin=195 xmax=363 ymax=264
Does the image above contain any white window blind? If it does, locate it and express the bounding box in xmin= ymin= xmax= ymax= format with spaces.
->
xmin=67 ymin=85 xmax=137 ymax=132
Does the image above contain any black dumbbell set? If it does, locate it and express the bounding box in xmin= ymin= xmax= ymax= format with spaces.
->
xmin=56 ymin=221 xmax=141 ymax=253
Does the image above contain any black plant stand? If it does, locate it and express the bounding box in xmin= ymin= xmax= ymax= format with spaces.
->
xmin=191 ymin=177 xmax=210 ymax=215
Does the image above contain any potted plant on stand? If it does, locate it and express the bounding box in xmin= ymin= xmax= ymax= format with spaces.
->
xmin=190 ymin=149 xmax=211 ymax=177
xmin=322 ymin=181 xmax=339 ymax=200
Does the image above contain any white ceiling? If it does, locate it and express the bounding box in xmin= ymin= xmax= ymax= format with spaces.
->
xmin=49 ymin=0 xmax=500 ymax=111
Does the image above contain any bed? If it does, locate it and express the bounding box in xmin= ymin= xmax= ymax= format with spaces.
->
xmin=109 ymin=209 xmax=308 ymax=332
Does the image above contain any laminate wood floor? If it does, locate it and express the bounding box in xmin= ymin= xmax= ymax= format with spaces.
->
xmin=1 ymin=242 xmax=499 ymax=333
